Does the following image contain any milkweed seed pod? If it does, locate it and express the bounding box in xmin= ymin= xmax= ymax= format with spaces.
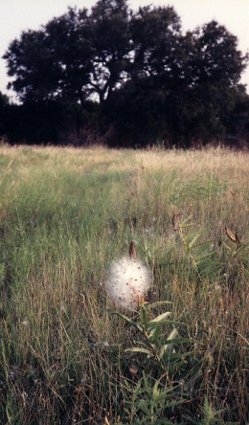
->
xmin=224 ymin=225 xmax=241 ymax=244
xmin=172 ymin=212 xmax=181 ymax=232
xmin=106 ymin=242 xmax=152 ymax=311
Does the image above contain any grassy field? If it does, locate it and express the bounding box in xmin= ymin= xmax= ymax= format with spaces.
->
xmin=0 ymin=145 xmax=248 ymax=424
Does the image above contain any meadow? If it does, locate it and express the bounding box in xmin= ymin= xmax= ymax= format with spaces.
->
xmin=0 ymin=145 xmax=248 ymax=424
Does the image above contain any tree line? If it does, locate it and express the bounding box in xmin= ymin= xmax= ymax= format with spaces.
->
xmin=1 ymin=0 xmax=249 ymax=147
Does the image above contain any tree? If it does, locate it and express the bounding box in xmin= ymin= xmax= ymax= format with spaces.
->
xmin=105 ymin=18 xmax=249 ymax=146
xmin=4 ymin=29 xmax=61 ymax=102
xmin=45 ymin=7 xmax=93 ymax=103
xmin=0 ymin=92 xmax=9 ymax=138
xmin=175 ymin=21 xmax=249 ymax=143
xmin=191 ymin=21 xmax=247 ymax=87
xmin=89 ymin=0 xmax=131 ymax=103
xmin=129 ymin=5 xmax=182 ymax=80
xmin=101 ymin=5 xmax=185 ymax=145
xmin=4 ymin=0 xmax=131 ymax=105
xmin=3 ymin=7 xmax=93 ymax=103
xmin=3 ymin=2 xmax=249 ymax=146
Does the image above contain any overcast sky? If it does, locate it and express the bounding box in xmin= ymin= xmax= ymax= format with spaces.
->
xmin=1 ymin=0 xmax=249 ymax=99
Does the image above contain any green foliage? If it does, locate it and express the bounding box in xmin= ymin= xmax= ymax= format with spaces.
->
xmin=119 ymin=373 xmax=179 ymax=425
xmin=113 ymin=303 xmax=191 ymax=423
xmin=174 ymin=215 xmax=219 ymax=282
xmin=116 ymin=305 xmax=184 ymax=367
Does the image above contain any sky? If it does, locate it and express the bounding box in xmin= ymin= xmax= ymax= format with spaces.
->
xmin=0 ymin=0 xmax=249 ymax=99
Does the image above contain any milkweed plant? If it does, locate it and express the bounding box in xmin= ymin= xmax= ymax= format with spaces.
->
xmin=105 ymin=241 xmax=192 ymax=424
xmin=104 ymin=225 xmax=233 ymax=423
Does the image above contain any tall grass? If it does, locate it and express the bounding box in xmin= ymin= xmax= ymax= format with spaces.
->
xmin=0 ymin=145 xmax=248 ymax=424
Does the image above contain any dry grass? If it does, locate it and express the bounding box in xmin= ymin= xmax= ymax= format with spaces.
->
xmin=0 ymin=144 xmax=248 ymax=424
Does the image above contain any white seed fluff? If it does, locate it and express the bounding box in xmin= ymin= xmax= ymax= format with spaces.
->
xmin=105 ymin=256 xmax=152 ymax=311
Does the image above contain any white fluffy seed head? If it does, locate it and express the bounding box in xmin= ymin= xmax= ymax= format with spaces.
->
xmin=105 ymin=256 xmax=153 ymax=311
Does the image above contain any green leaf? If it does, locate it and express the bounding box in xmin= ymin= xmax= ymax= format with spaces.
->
xmin=196 ymin=251 xmax=215 ymax=262
xmin=158 ymin=328 xmax=178 ymax=359
xmin=148 ymin=311 xmax=171 ymax=324
xmin=180 ymin=223 xmax=195 ymax=229
xmin=146 ymin=301 xmax=172 ymax=310
xmin=180 ymin=214 xmax=194 ymax=225
xmin=167 ymin=327 xmax=178 ymax=341
xmin=112 ymin=312 xmax=142 ymax=331
xmin=233 ymin=242 xmax=249 ymax=255
xmin=193 ymin=240 xmax=213 ymax=248
xmin=188 ymin=234 xmax=200 ymax=248
xmin=124 ymin=347 xmax=152 ymax=356
xmin=223 ymin=242 xmax=232 ymax=253
xmin=158 ymin=338 xmax=190 ymax=361
xmin=139 ymin=304 xmax=148 ymax=328
xmin=147 ymin=324 xmax=161 ymax=342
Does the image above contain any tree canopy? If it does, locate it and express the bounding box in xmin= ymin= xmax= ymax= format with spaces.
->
xmin=2 ymin=0 xmax=249 ymax=146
